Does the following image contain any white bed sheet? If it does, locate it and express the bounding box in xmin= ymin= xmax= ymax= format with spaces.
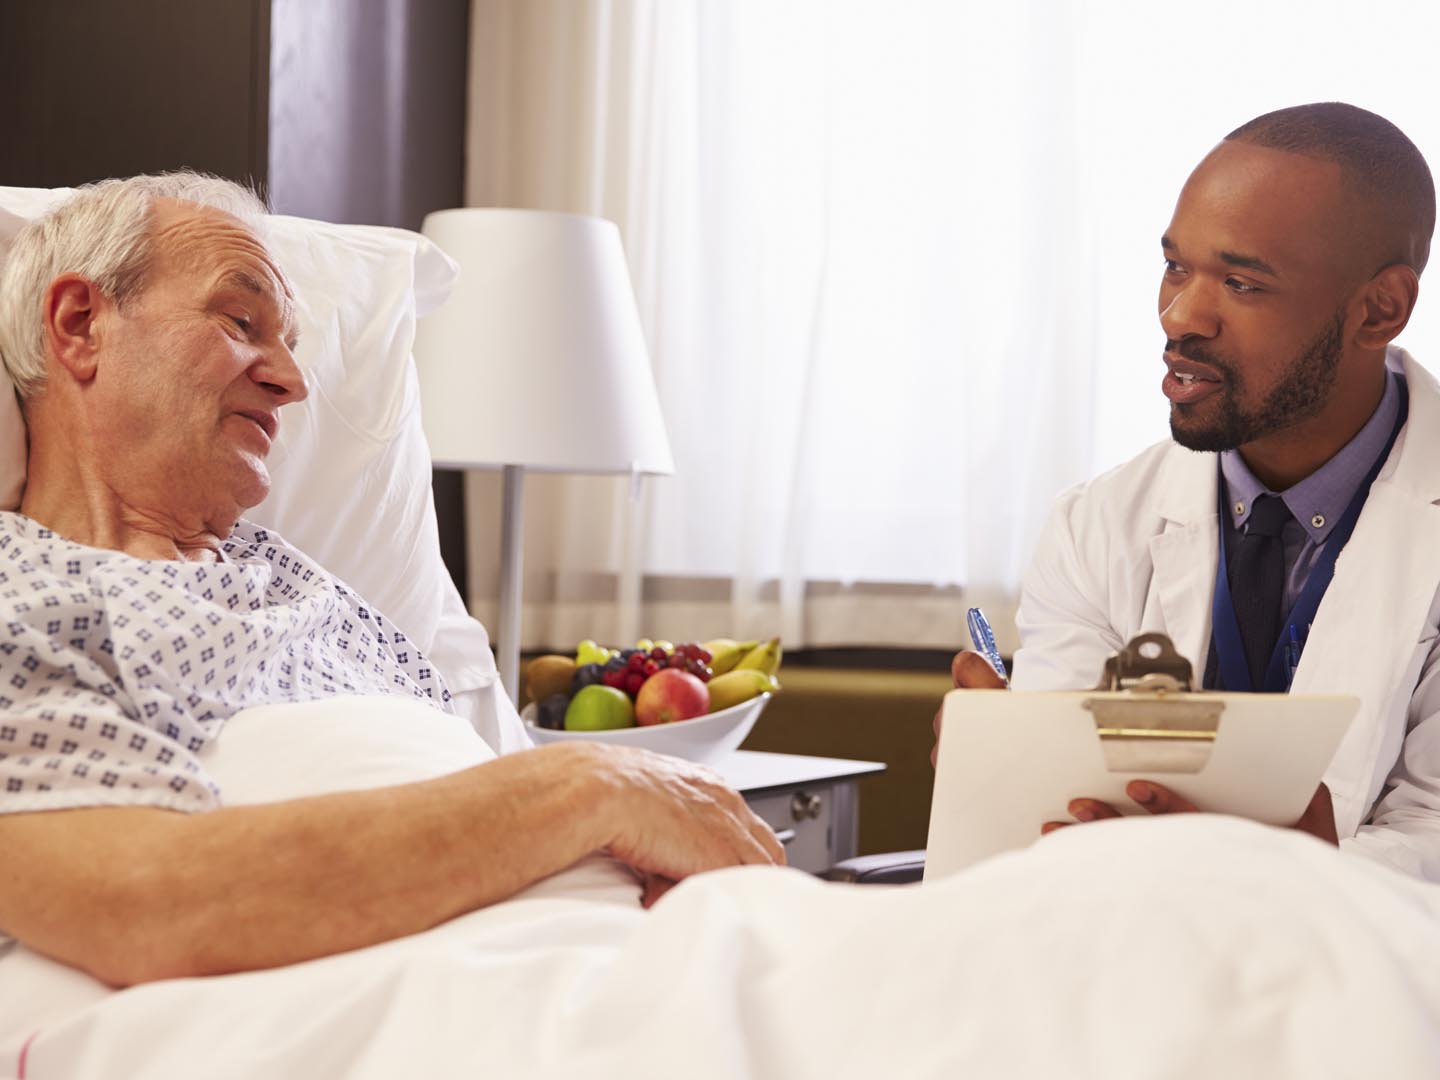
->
xmin=4 ymin=701 xmax=1440 ymax=1078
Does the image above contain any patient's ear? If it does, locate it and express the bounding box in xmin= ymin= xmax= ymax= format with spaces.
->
xmin=44 ymin=274 xmax=106 ymax=383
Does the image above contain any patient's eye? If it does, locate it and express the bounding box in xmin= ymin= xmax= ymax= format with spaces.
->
xmin=229 ymin=315 xmax=253 ymax=335
xmin=1162 ymin=258 xmax=1184 ymax=275
xmin=1225 ymin=277 xmax=1262 ymax=295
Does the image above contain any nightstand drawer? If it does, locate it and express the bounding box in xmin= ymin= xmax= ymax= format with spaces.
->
xmin=716 ymin=750 xmax=884 ymax=876
xmin=746 ymin=785 xmax=838 ymax=875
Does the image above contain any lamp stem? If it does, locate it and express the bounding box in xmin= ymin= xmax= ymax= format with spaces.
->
xmin=497 ymin=464 xmax=525 ymax=703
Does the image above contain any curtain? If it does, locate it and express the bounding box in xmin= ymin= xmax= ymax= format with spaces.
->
xmin=461 ymin=0 xmax=1440 ymax=657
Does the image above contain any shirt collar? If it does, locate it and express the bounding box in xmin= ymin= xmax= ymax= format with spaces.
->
xmin=1221 ymin=369 xmax=1400 ymax=542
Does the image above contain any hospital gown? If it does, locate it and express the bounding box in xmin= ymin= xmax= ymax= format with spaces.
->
xmin=0 ymin=512 xmax=452 ymax=818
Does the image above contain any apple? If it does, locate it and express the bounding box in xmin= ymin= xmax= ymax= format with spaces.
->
xmin=564 ymin=685 xmax=636 ymax=731
xmin=634 ymin=668 xmax=710 ymax=726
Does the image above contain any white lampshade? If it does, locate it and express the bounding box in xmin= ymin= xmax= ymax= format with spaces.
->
xmin=413 ymin=208 xmax=673 ymax=703
xmin=414 ymin=208 xmax=674 ymax=476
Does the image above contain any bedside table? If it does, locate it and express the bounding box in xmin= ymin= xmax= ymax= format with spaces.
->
xmin=713 ymin=750 xmax=886 ymax=875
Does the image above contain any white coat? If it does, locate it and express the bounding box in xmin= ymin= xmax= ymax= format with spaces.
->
xmin=1012 ymin=347 xmax=1440 ymax=882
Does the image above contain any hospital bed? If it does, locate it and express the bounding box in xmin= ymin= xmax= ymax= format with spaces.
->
xmin=3 ymin=187 xmax=1440 ymax=1079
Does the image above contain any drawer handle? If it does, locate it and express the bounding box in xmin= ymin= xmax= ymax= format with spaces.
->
xmin=791 ymin=791 xmax=823 ymax=821
xmin=774 ymin=828 xmax=797 ymax=845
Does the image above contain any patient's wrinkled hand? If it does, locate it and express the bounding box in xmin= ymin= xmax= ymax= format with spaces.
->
xmin=570 ymin=742 xmax=786 ymax=891
xmin=931 ymin=649 xmax=1008 ymax=768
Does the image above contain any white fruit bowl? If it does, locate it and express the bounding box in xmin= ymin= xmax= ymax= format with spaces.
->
xmin=522 ymin=693 xmax=772 ymax=765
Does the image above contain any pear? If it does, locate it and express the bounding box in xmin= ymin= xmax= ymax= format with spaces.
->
xmin=525 ymin=654 xmax=577 ymax=704
xmin=734 ymin=636 xmax=783 ymax=677
xmin=708 ymin=669 xmax=780 ymax=712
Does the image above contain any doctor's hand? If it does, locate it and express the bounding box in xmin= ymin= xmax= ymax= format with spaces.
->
xmin=1040 ymin=780 xmax=1197 ymax=834
xmin=931 ymin=649 xmax=1008 ymax=768
xmin=1040 ymin=780 xmax=1339 ymax=845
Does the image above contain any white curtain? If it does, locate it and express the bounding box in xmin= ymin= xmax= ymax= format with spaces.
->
xmin=462 ymin=0 xmax=1440 ymax=656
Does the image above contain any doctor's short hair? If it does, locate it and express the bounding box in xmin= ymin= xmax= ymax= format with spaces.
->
xmin=1226 ymin=102 xmax=1436 ymax=276
xmin=0 ymin=171 xmax=268 ymax=400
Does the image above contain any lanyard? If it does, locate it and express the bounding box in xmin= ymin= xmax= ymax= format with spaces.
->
xmin=1209 ymin=377 xmax=1409 ymax=693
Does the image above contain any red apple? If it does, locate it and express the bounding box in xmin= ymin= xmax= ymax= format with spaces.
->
xmin=634 ymin=668 xmax=710 ymax=726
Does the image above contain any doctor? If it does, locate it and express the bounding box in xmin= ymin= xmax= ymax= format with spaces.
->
xmin=941 ymin=102 xmax=1440 ymax=880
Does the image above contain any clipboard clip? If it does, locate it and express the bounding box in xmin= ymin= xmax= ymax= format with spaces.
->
xmin=1083 ymin=632 xmax=1223 ymax=774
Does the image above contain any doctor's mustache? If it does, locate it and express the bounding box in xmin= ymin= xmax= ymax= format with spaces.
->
xmin=1165 ymin=340 xmax=1237 ymax=382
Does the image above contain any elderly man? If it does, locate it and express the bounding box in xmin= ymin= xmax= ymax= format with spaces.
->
xmin=942 ymin=103 xmax=1440 ymax=878
xmin=0 ymin=175 xmax=783 ymax=987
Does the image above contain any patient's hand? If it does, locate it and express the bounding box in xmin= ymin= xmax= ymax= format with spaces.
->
xmin=585 ymin=743 xmax=787 ymax=896
xmin=1041 ymin=780 xmax=1338 ymax=844
xmin=931 ymin=650 xmax=1008 ymax=768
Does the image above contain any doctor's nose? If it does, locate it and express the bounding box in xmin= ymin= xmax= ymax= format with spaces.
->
xmin=1159 ymin=279 xmax=1219 ymax=342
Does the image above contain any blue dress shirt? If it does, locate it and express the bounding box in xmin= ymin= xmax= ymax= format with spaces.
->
xmin=1219 ymin=369 xmax=1402 ymax=620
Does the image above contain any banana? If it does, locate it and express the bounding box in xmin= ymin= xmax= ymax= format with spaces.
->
xmin=735 ymin=636 xmax=782 ymax=677
xmin=703 ymin=638 xmax=758 ymax=676
xmin=707 ymin=669 xmax=780 ymax=712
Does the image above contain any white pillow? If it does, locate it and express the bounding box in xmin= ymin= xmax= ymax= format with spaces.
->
xmin=0 ymin=187 xmax=522 ymax=752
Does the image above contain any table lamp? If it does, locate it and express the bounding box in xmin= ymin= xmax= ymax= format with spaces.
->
xmin=413 ymin=209 xmax=674 ymax=704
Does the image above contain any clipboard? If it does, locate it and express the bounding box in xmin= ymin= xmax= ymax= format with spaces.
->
xmin=923 ymin=633 xmax=1360 ymax=882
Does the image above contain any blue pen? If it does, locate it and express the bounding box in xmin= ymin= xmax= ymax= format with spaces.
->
xmin=1284 ymin=623 xmax=1302 ymax=691
xmin=967 ymin=606 xmax=1010 ymax=687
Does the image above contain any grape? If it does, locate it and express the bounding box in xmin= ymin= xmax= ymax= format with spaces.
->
xmin=537 ymin=693 xmax=570 ymax=730
xmin=625 ymin=671 xmax=646 ymax=696
xmin=649 ymin=646 xmax=668 ymax=663
xmin=602 ymin=669 xmax=627 ymax=690
xmin=643 ymin=659 xmax=660 ymax=677
xmin=627 ymin=652 xmax=647 ymax=672
xmin=571 ymin=663 xmax=606 ymax=694
xmin=694 ymin=646 xmax=713 ymax=664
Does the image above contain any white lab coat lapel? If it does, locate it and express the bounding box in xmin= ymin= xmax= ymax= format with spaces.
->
xmin=1148 ymin=447 xmax=1221 ymax=676
xmin=1293 ymin=350 xmax=1440 ymax=835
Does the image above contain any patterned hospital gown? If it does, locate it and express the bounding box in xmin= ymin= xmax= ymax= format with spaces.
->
xmin=0 ymin=512 xmax=452 ymax=816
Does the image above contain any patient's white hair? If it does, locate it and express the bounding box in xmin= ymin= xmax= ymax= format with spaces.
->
xmin=0 ymin=171 xmax=268 ymax=399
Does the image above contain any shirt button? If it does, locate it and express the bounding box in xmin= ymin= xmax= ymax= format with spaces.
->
xmin=1311 ymin=513 xmax=1326 ymax=529
xmin=1234 ymin=501 xmax=1246 ymax=516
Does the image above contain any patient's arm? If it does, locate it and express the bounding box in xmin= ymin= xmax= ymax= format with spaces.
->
xmin=0 ymin=741 xmax=783 ymax=987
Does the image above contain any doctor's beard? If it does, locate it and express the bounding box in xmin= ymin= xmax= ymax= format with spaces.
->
xmin=1167 ymin=310 xmax=1346 ymax=453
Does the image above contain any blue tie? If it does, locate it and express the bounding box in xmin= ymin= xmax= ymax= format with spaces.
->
xmin=1229 ymin=494 xmax=1291 ymax=689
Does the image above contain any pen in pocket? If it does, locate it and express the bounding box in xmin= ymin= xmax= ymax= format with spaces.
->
xmin=1285 ymin=623 xmax=1302 ymax=691
xmin=966 ymin=606 xmax=1010 ymax=687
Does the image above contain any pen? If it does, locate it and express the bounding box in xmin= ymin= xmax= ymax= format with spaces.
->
xmin=967 ymin=606 xmax=1010 ymax=687
xmin=1284 ymin=623 xmax=1302 ymax=691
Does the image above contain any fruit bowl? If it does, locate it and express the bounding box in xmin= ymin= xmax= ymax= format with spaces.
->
xmin=522 ymin=692 xmax=771 ymax=765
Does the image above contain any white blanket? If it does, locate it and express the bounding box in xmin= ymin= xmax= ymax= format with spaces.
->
xmin=4 ymin=701 xmax=1440 ymax=1078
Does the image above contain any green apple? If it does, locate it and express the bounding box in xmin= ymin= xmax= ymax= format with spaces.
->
xmin=564 ymin=685 xmax=636 ymax=731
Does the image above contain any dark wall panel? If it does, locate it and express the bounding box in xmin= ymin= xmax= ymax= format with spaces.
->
xmin=268 ymin=0 xmax=469 ymax=231
xmin=0 ymin=0 xmax=270 ymax=190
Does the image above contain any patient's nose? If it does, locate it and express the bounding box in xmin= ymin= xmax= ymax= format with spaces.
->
xmin=255 ymin=342 xmax=309 ymax=404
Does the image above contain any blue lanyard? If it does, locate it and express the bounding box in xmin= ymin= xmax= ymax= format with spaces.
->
xmin=1209 ymin=377 xmax=1409 ymax=693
